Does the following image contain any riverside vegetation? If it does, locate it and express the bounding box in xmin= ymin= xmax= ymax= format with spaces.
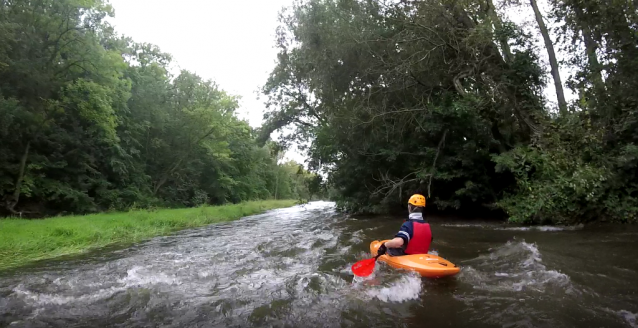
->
xmin=0 ymin=0 xmax=324 ymax=218
xmin=2 ymin=0 xmax=636 ymax=237
xmin=260 ymin=0 xmax=638 ymax=224
xmin=0 ymin=200 xmax=296 ymax=270
xmin=0 ymin=0 xmax=322 ymax=269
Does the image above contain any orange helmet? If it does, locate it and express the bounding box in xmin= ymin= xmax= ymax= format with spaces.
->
xmin=408 ymin=194 xmax=426 ymax=207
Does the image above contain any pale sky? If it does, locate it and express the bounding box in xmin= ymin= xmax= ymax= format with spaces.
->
xmin=106 ymin=0 xmax=306 ymax=163
xmin=504 ymin=0 xmax=579 ymax=108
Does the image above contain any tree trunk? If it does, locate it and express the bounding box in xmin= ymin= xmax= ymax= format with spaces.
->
xmin=153 ymin=157 xmax=185 ymax=195
xmin=152 ymin=126 xmax=218 ymax=195
xmin=273 ymin=152 xmax=284 ymax=199
xmin=530 ymin=0 xmax=568 ymax=115
xmin=574 ymin=7 xmax=604 ymax=91
xmin=584 ymin=31 xmax=603 ymax=85
xmin=274 ymin=170 xmax=280 ymax=200
xmin=153 ymin=175 xmax=168 ymax=195
xmin=428 ymin=130 xmax=448 ymax=198
xmin=486 ymin=0 xmax=513 ymax=63
xmin=6 ymin=141 xmax=31 ymax=214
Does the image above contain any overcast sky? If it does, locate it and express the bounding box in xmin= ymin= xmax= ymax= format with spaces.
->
xmin=106 ymin=0 xmax=305 ymax=162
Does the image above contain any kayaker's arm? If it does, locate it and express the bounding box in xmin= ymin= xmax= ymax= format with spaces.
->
xmin=384 ymin=237 xmax=404 ymax=248
xmin=388 ymin=222 xmax=411 ymax=248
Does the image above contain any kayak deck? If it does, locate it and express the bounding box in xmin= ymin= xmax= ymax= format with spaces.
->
xmin=370 ymin=240 xmax=460 ymax=278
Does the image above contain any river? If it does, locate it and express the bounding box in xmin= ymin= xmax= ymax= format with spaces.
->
xmin=1 ymin=201 xmax=637 ymax=327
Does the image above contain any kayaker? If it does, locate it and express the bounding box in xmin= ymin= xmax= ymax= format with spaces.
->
xmin=377 ymin=194 xmax=432 ymax=256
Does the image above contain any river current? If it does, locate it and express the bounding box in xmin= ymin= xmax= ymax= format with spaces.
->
xmin=1 ymin=201 xmax=637 ymax=327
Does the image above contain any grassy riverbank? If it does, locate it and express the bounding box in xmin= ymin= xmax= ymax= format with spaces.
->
xmin=0 ymin=200 xmax=297 ymax=271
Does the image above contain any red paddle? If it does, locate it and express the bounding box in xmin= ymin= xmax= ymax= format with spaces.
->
xmin=351 ymin=254 xmax=382 ymax=277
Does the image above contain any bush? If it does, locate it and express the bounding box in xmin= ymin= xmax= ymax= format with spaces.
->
xmin=493 ymin=113 xmax=638 ymax=224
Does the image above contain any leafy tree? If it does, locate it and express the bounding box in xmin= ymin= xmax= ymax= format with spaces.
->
xmin=261 ymin=0 xmax=545 ymax=214
xmin=261 ymin=0 xmax=638 ymax=223
xmin=0 ymin=0 xmax=312 ymax=217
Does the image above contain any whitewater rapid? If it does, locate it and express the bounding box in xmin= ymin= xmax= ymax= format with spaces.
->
xmin=1 ymin=202 xmax=637 ymax=328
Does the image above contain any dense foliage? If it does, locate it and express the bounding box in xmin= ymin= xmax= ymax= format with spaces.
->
xmin=261 ymin=0 xmax=638 ymax=223
xmin=0 ymin=0 xmax=322 ymax=217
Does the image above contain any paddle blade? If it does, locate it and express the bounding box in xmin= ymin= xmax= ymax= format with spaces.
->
xmin=351 ymin=258 xmax=377 ymax=277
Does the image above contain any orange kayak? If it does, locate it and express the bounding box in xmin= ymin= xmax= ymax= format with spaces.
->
xmin=370 ymin=240 xmax=460 ymax=278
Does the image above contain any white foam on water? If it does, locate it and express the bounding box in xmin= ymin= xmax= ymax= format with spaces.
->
xmin=496 ymin=224 xmax=585 ymax=232
xmin=302 ymin=201 xmax=337 ymax=211
xmin=498 ymin=227 xmax=531 ymax=231
xmin=11 ymin=264 xmax=186 ymax=308
xmin=537 ymin=226 xmax=567 ymax=231
xmin=315 ymin=232 xmax=336 ymax=241
xmin=118 ymin=266 xmax=182 ymax=287
xmin=337 ymin=245 xmax=352 ymax=255
xmin=455 ymin=242 xmax=580 ymax=328
xmin=619 ymin=310 xmax=637 ymax=328
xmin=197 ymin=270 xmax=215 ymax=278
xmin=12 ymin=284 xmax=125 ymax=306
xmin=441 ymin=223 xmax=584 ymax=232
xmin=601 ymin=308 xmax=638 ymax=328
xmin=1 ymin=202 xmax=353 ymax=327
xmin=509 ymin=270 xmax=570 ymax=292
xmin=349 ymin=230 xmax=364 ymax=244
xmin=440 ymin=224 xmax=486 ymax=228
xmin=459 ymin=241 xmax=572 ymax=294
xmin=520 ymin=242 xmax=542 ymax=268
xmin=363 ymin=274 xmax=422 ymax=303
xmin=340 ymin=263 xmax=359 ymax=276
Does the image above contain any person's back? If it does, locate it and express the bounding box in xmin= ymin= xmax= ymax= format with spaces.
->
xmin=378 ymin=194 xmax=433 ymax=257
xmin=402 ymin=211 xmax=432 ymax=255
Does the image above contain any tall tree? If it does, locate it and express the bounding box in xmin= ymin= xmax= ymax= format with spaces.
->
xmin=261 ymin=0 xmax=638 ymax=224
xmin=529 ymin=0 xmax=568 ymax=114
xmin=261 ymin=0 xmax=546 ymax=213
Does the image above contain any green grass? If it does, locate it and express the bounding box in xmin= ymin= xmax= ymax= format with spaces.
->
xmin=0 ymin=200 xmax=297 ymax=271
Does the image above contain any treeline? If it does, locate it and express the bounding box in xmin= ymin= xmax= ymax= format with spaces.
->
xmin=261 ymin=0 xmax=638 ymax=223
xmin=0 ymin=0 xmax=323 ymax=217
